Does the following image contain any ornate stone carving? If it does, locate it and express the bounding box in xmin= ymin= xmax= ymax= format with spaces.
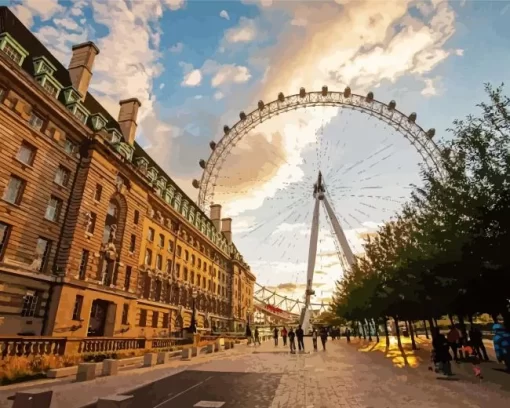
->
xmin=156 ymin=210 xmax=163 ymax=224
xmin=148 ymin=206 xmax=154 ymax=218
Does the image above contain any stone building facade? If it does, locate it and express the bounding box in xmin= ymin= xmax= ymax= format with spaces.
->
xmin=0 ymin=7 xmax=255 ymax=338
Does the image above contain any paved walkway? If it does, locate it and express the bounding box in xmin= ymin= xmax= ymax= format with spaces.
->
xmin=2 ymin=337 xmax=510 ymax=408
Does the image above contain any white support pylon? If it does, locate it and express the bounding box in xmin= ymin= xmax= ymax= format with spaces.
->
xmin=299 ymin=171 xmax=355 ymax=333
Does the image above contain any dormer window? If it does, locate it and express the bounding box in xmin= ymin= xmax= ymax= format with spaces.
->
xmin=135 ymin=157 xmax=149 ymax=174
xmin=163 ymin=186 xmax=174 ymax=204
xmin=0 ymin=33 xmax=29 ymax=66
xmin=62 ymin=87 xmax=82 ymax=105
xmin=156 ymin=177 xmax=167 ymax=196
xmin=64 ymin=138 xmax=77 ymax=155
xmin=67 ymin=103 xmax=90 ymax=125
xmin=147 ymin=167 xmax=158 ymax=183
xmin=107 ymin=128 xmax=122 ymax=144
xmin=91 ymin=114 xmax=108 ymax=131
xmin=33 ymin=56 xmax=56 ymax=76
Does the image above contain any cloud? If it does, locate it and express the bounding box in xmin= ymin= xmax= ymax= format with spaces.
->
xmin=214 ymin=91 xmax=225 ymax=100
xmin=272 ymin=222 xmax=307 ymax=235
xmin=421 ymin=77 xmax=439 ymax=97
xmin=169 ymin=42 xmax=184 ymax=53
xmin=159 ymin=83 xmax=165 ymax=90
xmin=455 ymin=49 xmax=464 ymax=56
xmin=224 ymin=17 xmax=257 ymax=43
xmin=211 ymin=65 xmax=251 ymax=88
xmin=211 ymin=0 xmax=458 ymax=218
xmin=11 ymin=0 xmax=65 ymax=28
xmin=220 ymin=10 xmax=230 ymax=20
xmin=54 ymin=18 xmax=80 ymax=31
xmin=181 ymin=69 xmax=202 ymax=87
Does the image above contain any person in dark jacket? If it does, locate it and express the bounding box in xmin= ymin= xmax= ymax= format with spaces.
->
xmin=432 ymin=328 xmax=453 ymax=376
xmin=296 ymin=325 xmax=305 ymax=352
xmin=273 ymin=326 xmax=279 ymax=346
xmin=469 ymin=326 xmax=489 ymax=361
xmin=288 ymin=328 xmax=296 ymax=353
xmin=254 ymin=327 xmax=261 ymax=346
xmin=320 ymin=326 xmax=328 ymax=351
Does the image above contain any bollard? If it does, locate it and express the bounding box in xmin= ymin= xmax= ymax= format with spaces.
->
xmin=191 ymin=346 xmax=199 ymax=357
xmin=97 ymin=395 xmax=134 ymax=408
xmin=231 ymin=341 xmax=235 ymax=348
xmin=181 ymin=347 xmax=192 ymax=360
xmin=225 ymin=342 xmax=231 ymax=350
xmin=157 ymin=351 xmax=169 ymax=364
xmin=143 ymin=353 xmax=158 ymax=367
xmin=76 ymin=363 xmax=97 ymax=382
xmin=205 ymin=344 xmax=213 ymax=353
xmin=12 ymin=390 xmax=53 ymax=408
xmin=102 ymin=359 xmax=119 ymax=376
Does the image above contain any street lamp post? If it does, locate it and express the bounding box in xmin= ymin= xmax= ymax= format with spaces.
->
xmin=189 ymin=288 xmax=198 ymax=334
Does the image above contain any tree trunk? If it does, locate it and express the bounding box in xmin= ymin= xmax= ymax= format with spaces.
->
xmin=428 ymin=318 xmax=436 ymax=338
xmin=458 ymin=314 xmax=468 ymax=339
xmin=366 ymin=319 xmax=372 ymax=341
xmin=394 ymin=317 xmax=402 ymax=348
xmin=448 ymin=314 xmax=455 ymax=326
xmin=383 ymin=316 xmax=390 ymax=348
xmin=408 ymin=320 xmax=417 ymax=350
xmin=434 ymin=317 xmax=438 ymax=327
xmin=404 ymin=320 xmax=409 ymax=332
xmin=374 ymin=319 xmax=380 ymax=343
xmin=468 ymin=314 xmax=474 ymax=327
xmin=423 ymin=319 xmax=429 ymax=339
xmin=412 ymin=321 xmax=419 ymax=337
xmin=361 ymin=321 xmax=367 ymax=340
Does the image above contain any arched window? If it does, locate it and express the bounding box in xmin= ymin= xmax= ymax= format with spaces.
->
xmin=102 ymin=199 xmax=120 ymax=244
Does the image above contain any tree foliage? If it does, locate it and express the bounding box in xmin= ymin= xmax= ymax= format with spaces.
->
xmin=331 ymin=84 xmax=510 ymax=333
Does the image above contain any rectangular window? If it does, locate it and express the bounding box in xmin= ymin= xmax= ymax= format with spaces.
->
xmin=78 ymin=250 xmax=89 ymax=280
xmin=3 ymin=175 xmax=25 ymax=205
xmin=139 ymin=309 xmax=147 ymax=327
xmin=166 ymin=259 xmax=172 ymax=274
xmin=36 ymin=237 xmax=51 ymax=272
xmin=72 ymin=295 xmax=83 ymax=320
xmin=129 ymin=234 xmax=136 ymax=252
xmin=167 ymin=240 xmax=173 ymax=253
xmin=144 ymin=249 xmax=152 ymax=266
xmin=122 ymin=304 xmax=129 ymax=325
xmin=0 ymin=222 xmax=11 ymax=261
xmin=64 ymin=139 xmax=76 ymax=154
xmin=42 ymin=80 xmax=58 ymax=97
xmin=183 ymin=268 xmax=188 ymax=281
xmin=94 ymin=184 xmax=102 ymax=201
xmin=156 ymin=254 xmax=162 ymax=270
xmin=176 ymin=245 xmax=182 ymax=257
xmin=175 ymin=264 xmax=180 ymax=278
xmin=124 ymin=266 xmax=132 ymax=291
xmin=17 ymin=142 xmax=36 ymax=165
xmin=28 ymin=112 xmax=44 ymax=131
xmin=134 ymin=210 xmax=139 ymax=224
xmin=148 ymin=228 xmax=154 ymax=242
xmin=2 ymin=43 xmax=22 ymax=64
xmin=54 ymin=166 xmax=70 ymax=187
xmin=152 ymin=311 xmax=159 ymax=328
xmin=86 ymin=212 xmax=96 ymax=234
xmin=45 ymin=196 xmax=62 ymax=222
xmin=21 ymin=290 xmax=39 ymax=317
xmin=162 ymin=313 xmax=169 ymax=328
xmin=184 ymin=250 xmax=189 ymax=261
xmin=158 ymin=234 xmax=164 ymax=248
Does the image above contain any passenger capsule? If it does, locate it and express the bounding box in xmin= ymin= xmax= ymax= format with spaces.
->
xmin=199 ymin=159 xmax=206 ymax=169
xmin=388 ymin=100 xmax=396 ymax=110
xmin=299 ymin=87 xmax=306 ymax=98
xmin=426 ymin=128 xmax=436 ymax=139
xmin=209 ymin=141 xmax=216 ymax=150
xmin=278 ymin=92 xmax=285 ymax=102
xmin=408 ymin=112 xmax=417 ymax=123
xmin=344 ymin=87 xmax=351 ymax=98
xmin=321 ymin=86 xmax=328 ymax=96
xmin=258 ymin=100 xmax=265 ymax=110
xmin=192 ymin=179 xmax=200 ymax=189
xmin=366 ymin=92 xmax=374 ymax=103
xmin=223 ymin=125 xmax=230 ymax=135
xmin=239 ymin=111 xmax=247 ymax=121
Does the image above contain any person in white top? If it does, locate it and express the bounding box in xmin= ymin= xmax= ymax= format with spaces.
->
xmin=312 ymin=328 xmax=318 ymax=351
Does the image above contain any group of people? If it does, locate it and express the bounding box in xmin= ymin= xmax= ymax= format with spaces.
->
xmin=270 ymin=325 xmax=331 ymax=353
xmin=431 ymin=323 xmax=510 ymax=377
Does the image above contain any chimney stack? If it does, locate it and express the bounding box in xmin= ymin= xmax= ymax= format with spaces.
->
xmin=210 ymin=204 xmax=222 ymax=232
xmin=118 ymin=98 xmax=142 ymax=145
xmin=221 ymin=218 xmax=232 ymax=244
xmin=68 ymin=42 xmax=99 ymax=99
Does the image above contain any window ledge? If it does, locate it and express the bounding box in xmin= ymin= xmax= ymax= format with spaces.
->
xmin=85 ymin=232 xmax=93 ymax=238
xmin=53 ymin=181 xmax=69 ymax=189
xmin=1 ymin=198 xmax=22 ymax=208
xmin=13 ymin=157 xmax=34 ymax=169
xmin=43 ymin=216 xmax=59 ymax=224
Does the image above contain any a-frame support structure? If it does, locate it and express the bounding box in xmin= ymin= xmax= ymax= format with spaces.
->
xmin=299 ymin=171 xmax=356 ymax=333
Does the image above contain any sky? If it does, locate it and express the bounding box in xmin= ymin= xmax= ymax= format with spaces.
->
xmin=6 ymin=0 xmax=510 ymax=306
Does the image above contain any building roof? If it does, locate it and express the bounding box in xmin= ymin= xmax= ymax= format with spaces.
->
xmin=0 ymin=6 xmax=252 ymax=268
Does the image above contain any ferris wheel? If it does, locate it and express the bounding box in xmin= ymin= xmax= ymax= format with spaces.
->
xmin=192 ymin=87 xmax=445 ymax=328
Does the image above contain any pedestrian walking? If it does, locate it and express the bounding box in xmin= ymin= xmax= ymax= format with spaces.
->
xmin=493 ymin=323 xmax=510 ymax=371
xmin=246 ymin=325 xmax=252 ymax=345
xmin=312 ymin=328 xmax=318 ymax=351
xmin=346 ymin=328 xmax=351 ymax=343
xmin=320 ymin=326 xmax=328 ymax=351
xmin=432 ymin=328 xmax=453 ymax=376
xmin=282 ymin=327 xmax=288 ymax=346
xmin=469 ymin=326 xmax=489 ymax=361
xmin=288 ymin=327 xmax=296 ymax=353
xmin=447 ymin=325 xmax=462 ymax=362
xmin=296 ymin=325 xmax=305 ymax=352
xmin=254 ymin=327 xmax=261 ymax=346
xmin=273 ymin=326 xmax=279 ymax=346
